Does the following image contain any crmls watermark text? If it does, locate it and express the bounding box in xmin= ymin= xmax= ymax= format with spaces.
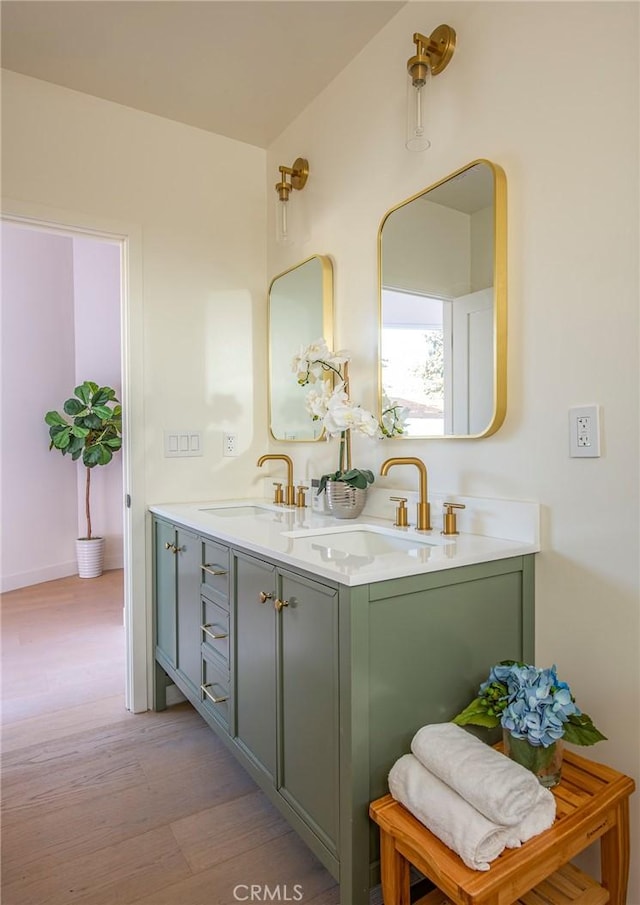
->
xmin=232 ymin=884 xmax=304 ymax=902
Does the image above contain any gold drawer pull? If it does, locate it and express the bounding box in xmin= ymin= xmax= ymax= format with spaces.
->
xmin=274 ymin=598 xmax=289 ymax=612
xmin=201 ymin=623 xmax=228 ymax=641
xmin=259 ymin=591 xmax=273 ymax=604
xmin=200 ymin=683 xmax=229 ymax=705
xmin=202 ymin=564 xmax=228 ymax=577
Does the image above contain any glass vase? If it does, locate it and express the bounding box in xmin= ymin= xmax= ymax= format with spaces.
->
xmin=503 ymin=729 xmax=563 ymax=789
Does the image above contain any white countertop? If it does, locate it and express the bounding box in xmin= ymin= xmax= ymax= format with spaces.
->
xmin=149 ymin=498 xmax=540 ymax=587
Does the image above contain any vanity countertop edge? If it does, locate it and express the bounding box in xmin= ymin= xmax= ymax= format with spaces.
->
xmin=148 ymin=499 xmax=540 ymax=587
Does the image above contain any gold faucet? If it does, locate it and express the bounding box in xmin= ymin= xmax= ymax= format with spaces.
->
xmin=379 ymin=457 xmax=431 ymax=530
xmin=257 ymin=454 xmax=295 ymax=506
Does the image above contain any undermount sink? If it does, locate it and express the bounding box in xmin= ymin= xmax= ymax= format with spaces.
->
xmin=199 ymin=505 xmax=276 ymax=518
xmin=282 ymin=524 xmax=452 ymax=556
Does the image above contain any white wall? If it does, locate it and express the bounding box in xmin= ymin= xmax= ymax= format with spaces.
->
xmin=267 ymin=2 xmax=639 ymax=896
xmin=382 ymin=201 xmax=470 ymax=295
xmin=1 ymin=69 xmax=267 ymax=513
xmin=1 ymin=225 xmax=78 ymax=588
xmin=73 ymin=236 xmax=123 ymax=567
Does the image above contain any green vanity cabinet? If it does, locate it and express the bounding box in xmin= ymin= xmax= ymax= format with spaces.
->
xmin=154 ymin=518 xmax=235 ymax=734
xmin=152 ymin=514 xmax=534 ymax=905
xmin=235 ymin=551 xmax=340 ymax=856
xmin=235 ymin=551 xmax=278 ymax=782
xmin=153 ymin=519 xmax=201 ymax=692
xmin=154 ymin=519 xmax=177 ymax=666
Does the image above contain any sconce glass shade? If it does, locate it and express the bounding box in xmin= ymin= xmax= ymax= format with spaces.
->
xmin=275 ymin=195 xmax=295 ymax=246
xmin=406 ymin=66 xmax=431 ymax=151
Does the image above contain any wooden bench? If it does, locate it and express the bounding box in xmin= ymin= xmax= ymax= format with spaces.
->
xmin=369 ymin=748 xmax=634 ymax=905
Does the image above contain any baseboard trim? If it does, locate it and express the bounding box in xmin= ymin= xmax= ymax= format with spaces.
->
xmin=2 ymin=553 xmax=124 ymax=592
xmin=1 ymin=561 xmax=78 ymax=593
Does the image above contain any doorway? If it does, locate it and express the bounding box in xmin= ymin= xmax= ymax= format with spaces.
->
xmin=1 ymin=207 xmax=147 ymax=713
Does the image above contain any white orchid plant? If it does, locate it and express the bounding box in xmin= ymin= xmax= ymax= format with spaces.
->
xmin=292 ymin=339 xmax=408 ymax=493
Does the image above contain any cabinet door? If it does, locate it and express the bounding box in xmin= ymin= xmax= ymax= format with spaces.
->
xmin=279 ymin=570 xmax=339 ymax=853
xmin=235 ymin=553 xmax=277 ymax=782
xmin=175 ymin=528 xmax=202 ymax=693
xmin=155 ymin=519 xmax=177 ymax=666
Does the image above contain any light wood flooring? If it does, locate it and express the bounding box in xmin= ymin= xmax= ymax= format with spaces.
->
xmin=1 ymin=570 xmax=341 ymax=905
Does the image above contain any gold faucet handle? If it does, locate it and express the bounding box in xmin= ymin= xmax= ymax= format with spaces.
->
xmin=390 ymin=496 xmax=409 ymax=528
xmin=296 ymin=485 xmax=308 ymax=508
xmin=273 ymin=482 xmax=284 ymax=505
xmin=442 ymin=501 xmax=465 ymax=536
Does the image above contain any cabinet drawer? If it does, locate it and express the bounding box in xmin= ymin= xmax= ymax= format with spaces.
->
xmin=201 ymin=655 xmax=230 ymax=730
xmin=201 ymin=540 xmax=230 ymax=605
xmin=201 ymin=597 xmax=229 ymax=669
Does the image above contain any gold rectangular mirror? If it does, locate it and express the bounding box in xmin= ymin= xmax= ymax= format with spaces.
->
xmin=269 ymin=255 xmax=333 ymax=441
xmin=378 ymin=159 xmax=507 ymax=438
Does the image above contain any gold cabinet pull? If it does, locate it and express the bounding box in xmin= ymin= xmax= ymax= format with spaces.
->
xmin=200 ymin=683 xmax=229 ymax=705
xmin=274 ymin=598 xmax=289 ymax=612
xmin=202 ymin=564 xmax=228 ymax=577
xmin=201 ymin=623 xmax=228 ymax=641
xmin=164 ymin=541 xmax=177 ymax=553
xmin=259 ymin=591 xmax=273 ymax=604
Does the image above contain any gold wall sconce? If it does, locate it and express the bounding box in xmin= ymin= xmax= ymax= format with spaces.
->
xmin=406 ymin=25 xmax=456 ymax=151
xmin=275 ymin=157 xmax=309 ymax=246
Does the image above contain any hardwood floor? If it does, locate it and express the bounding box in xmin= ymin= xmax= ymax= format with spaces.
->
xmin=1 ymin=571 xmax=341 ymax=905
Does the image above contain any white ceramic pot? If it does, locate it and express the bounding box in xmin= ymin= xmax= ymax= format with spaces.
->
xmin=76 ymin=537 xmax=105 ymax=579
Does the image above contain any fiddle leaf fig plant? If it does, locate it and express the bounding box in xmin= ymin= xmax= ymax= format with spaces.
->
xmin=45 ymin=381 xmax=122 ymax=539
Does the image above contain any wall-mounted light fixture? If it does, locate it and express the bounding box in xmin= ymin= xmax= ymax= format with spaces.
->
xmin=275 ymin=157 xmax=309 ymax=246
xmin=406 ymin=25 xmax=456 ymax=151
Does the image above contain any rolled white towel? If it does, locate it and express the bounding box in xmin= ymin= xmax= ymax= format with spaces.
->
xmin=388 ymin=754 xmax=514 ymax=872
xmin=411 ymin=723 xmax=543 ymax=826
xmin=511 ymin=785 xmax=556 ymax=845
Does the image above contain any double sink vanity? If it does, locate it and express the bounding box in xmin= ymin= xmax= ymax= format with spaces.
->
xmin=151 ymin=493 xmax=539 ymax=905
xmin=151 ymin=156 xmax=527 ymax=903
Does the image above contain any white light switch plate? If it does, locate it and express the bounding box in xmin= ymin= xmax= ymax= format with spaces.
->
xmin=569 ymin=405 xmax=600 ymax=458
xmin=164 ymin=430 xmax=203 ymax=457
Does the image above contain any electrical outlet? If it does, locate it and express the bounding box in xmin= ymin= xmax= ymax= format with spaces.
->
xmin=569 ymin=405 xmax=600 ymax=458
xmin=223 ymin=433 xmax=239 ymax=457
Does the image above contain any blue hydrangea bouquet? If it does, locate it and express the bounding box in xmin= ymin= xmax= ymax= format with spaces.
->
xmin=453 ymin=661 xmax=606 ymax=785
xmin=453 ymin=661 xmax=606 ymax=746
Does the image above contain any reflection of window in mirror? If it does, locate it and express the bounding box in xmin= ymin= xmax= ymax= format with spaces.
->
xmin=381 ymin=290 xmax=446 ymax=436
xmin=379 ymin=160 xmax=507 ymax=438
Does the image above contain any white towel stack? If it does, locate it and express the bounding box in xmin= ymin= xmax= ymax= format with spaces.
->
xmin=387 ymin=723 xmax=556 ymax=872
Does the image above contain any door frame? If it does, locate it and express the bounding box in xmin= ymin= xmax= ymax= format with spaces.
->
xmin=2 ymin=197 xmax=149 ymax=713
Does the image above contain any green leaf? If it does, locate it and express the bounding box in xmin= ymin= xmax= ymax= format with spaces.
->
xmin=91 ymin=387 xmax=116 ymax=406
xmin=82 ymin=413 xmax=103 ymax=430
xmin=70 ymin=425 xmax=90 ymax=438
xmin=452 ymin=697 xmax=500 ymax=729
xmin=98 ymin=445 xmax=113 ymax=465
xmin=52 ymin=427 xmax=71 ymax=449
xmin=83 ymin=445 xmax=102 ymax=467
xmin=85 ymin=443 xmax=113 ymax=467
xmin=75 ymin=383 xmax=93 ymax=405
xmin=562 ymin=713 xmax=607 ymax=746
xmin=64 ymin=398 xmax=86 ymax=416
xmin=68 ymin=435 xmax=85 ymax=454
xmin=92 ymin=404 xmax=114 ymax=420
xmin=346 ymin=472 xmax=369 ymax=489
xmin=105 ymin=438 xmax=122 ymax=449
xmin=45 ymin=410 xmax=68 ymax=427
